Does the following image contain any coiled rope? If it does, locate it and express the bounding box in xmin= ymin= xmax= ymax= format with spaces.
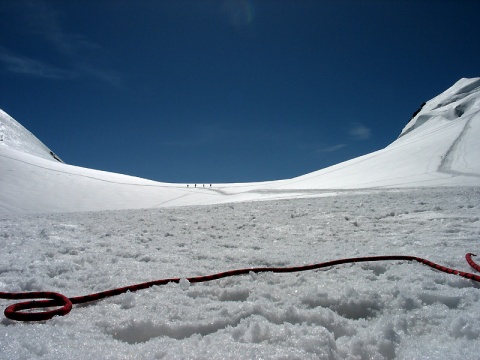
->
xmin=1 ymin=253 xmax=479 ymax=322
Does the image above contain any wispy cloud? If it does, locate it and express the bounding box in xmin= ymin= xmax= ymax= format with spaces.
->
xmin=316 ymin=143 xmax=347 ymax=153
xmin=0 ymin=48 xmax=76 ymax=79
xmin=23 ymin=0 xmax=99 ymax=57
xmin=2 ymin=0 xmax=122 ymax=86
xmin=77 ymin=63 xmax=123 ymax=87
xmin=349 ymin=123 xmax=372 ymax=140
xmin=221 ymin=0 xmax=256 ymax=36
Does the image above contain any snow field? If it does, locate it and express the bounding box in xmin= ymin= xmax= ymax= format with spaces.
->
xmin=1 ymin=187 xmax=479 ymax=359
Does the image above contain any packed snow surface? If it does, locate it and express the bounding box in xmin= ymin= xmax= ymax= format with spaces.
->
xmin=0 ymin=78 xmax=480 ymax=359
xmin=1 ymin=189 xmax=480 ymax=359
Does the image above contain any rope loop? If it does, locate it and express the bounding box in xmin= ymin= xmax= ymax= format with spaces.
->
xmin=1 ymin=252 xmax=479 ymax=322
xmin=2 ymin=291 xmax=72 ymax=321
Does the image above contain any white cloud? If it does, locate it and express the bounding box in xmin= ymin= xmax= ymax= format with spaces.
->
xmin=349 ymin=123 xmax=372 ymax=140
xmin=23 ymin=0 xmax=90 ymax=57
xmin=4 ymin=0 xmax=122 ymax=86
xmin=77 ymin=63 xmax=123 ymax=87
xmin=0 ymin=49 xmax=75 ymax=79
xmin=316 ymin=143 xmax=347 ymax=153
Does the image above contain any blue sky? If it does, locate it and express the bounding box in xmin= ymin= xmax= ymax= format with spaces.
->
xmin=1 ymin=0 xmax=479 ymax=183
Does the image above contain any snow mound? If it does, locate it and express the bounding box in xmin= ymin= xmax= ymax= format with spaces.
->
xmin=0 ymin=78 xmax=479 ymax=214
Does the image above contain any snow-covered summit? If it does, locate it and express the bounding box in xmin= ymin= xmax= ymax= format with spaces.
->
xmin=400 ymin=77 xmax=480 ymax=138
xmin=1 ymin=78 xmax=479 ymax=214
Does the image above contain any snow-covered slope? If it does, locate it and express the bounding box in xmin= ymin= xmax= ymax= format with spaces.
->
xmin=0 ymin=109 xmax=62 ymax=162
xmin=269 ymin=77 xmax=480 ymax=189
xmin=1 ymin=78 xmax=479 ymax=214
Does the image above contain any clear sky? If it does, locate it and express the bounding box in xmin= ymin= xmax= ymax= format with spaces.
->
xmin=1 ymin=0 xmax=479 ymax=184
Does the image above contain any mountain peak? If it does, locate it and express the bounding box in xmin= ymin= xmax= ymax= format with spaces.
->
xmin=399 ymin=77 xmax=480 ymax=138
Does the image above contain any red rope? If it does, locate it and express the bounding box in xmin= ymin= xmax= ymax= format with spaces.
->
xmin=1 ymin=253 xmax=478 ymax=322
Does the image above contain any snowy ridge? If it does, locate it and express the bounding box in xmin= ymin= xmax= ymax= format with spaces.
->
xmin=1 ymin=78 xmax=479 ymax=214
xmin=0 ymin=109 xmax=60 ymax=162
xmin=400 ymin=78 xmax=480 ymax=137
